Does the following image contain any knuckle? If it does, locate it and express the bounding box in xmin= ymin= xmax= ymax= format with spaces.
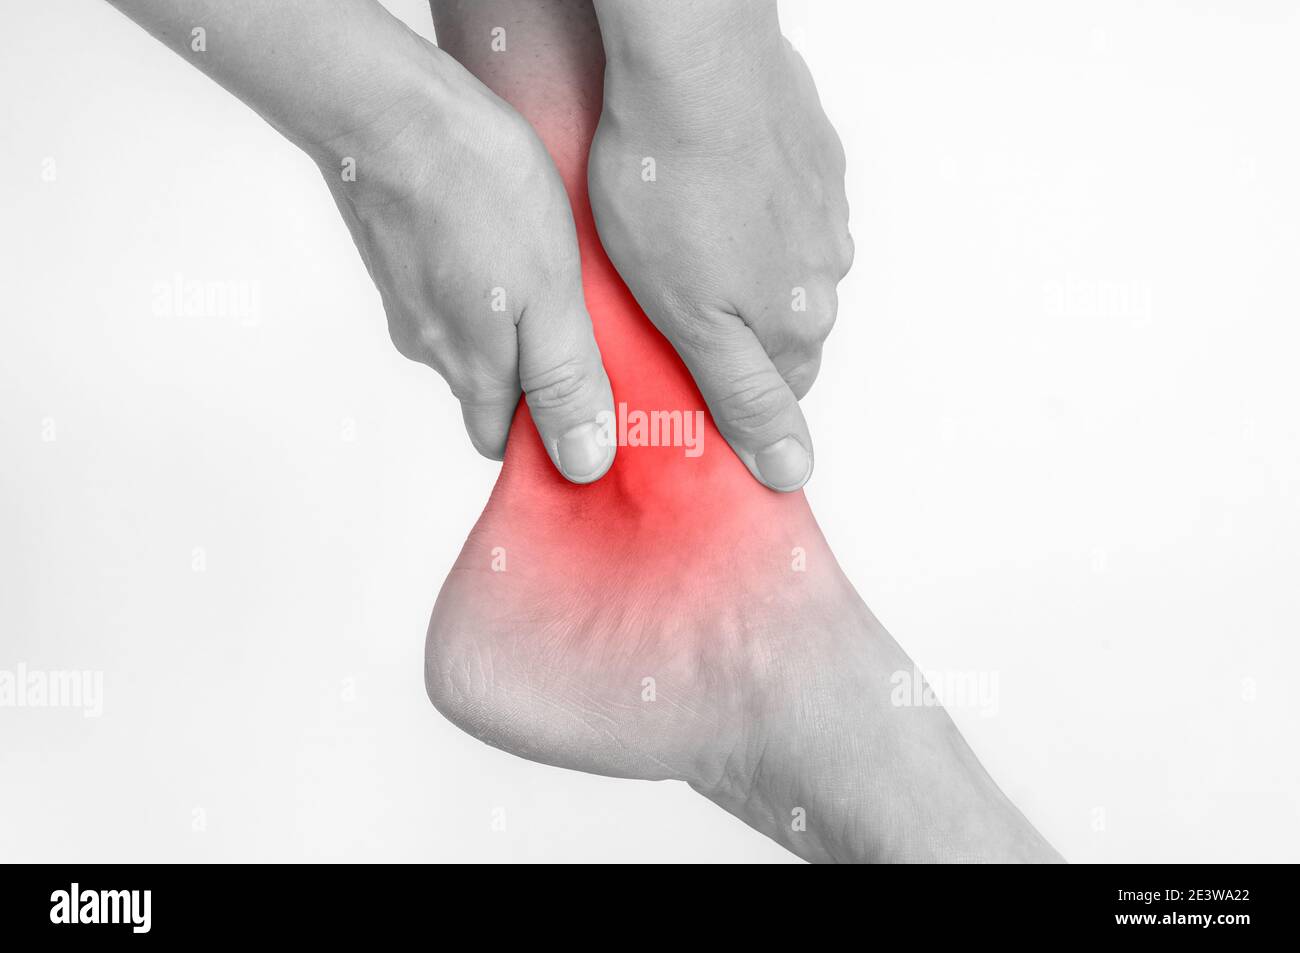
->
xmin=387 ymin=313 xmax=447 ymax=365
xmin=453 ymin=379 xmax=511 ymax=409
xmin=520 ymin=355 xmax=599 ymax=412
xmin=387 ymin=322 xmax=426 ymax=363
xmin=799 ymin=284 xmax=839 ymax=342
xmin=662 ymin=298 xmax=735 ymax=355
xmin=714 ymin=369 xmax=798 ymax=433
xmin=445 ymin=358 xmax=515 ymax=406
xmin=781 ymin=351 xmax=823 ymax=400
xmin=836 ymin=227 xmax=855 ymax=278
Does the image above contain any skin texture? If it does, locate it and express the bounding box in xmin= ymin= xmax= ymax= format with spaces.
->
xmin=427 ymin=0 xmax=1061 ymax=863
xmin=106 ymin=0 xmax=1059 ymax=863
xmin=108 ymin=0 xmax=617 ymax=483
xmin=588 ymin=0 xmax=853 ymax=492
xmin=318 ymin=56 xmax=617 ymax=480
xmin=107 ymin=0 xmax=846 ymax=494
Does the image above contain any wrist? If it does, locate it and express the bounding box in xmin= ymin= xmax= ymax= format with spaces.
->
xmin=593 ymin=0 xmax=784 ymax=98
xmin=303 ymin=32 xmax=456 ymax=202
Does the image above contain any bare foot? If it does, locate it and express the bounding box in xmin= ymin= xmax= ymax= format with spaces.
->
xmin=425 ymin=0 xmax=1059 ymax=863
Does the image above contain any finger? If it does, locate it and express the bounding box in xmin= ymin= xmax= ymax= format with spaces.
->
xmin=458 ymin=383 xmax=521 ymax=461
xmin=673 ymin=311 xmax=814 ymax=492
xmin=760 ymin=282 xmax=836 ymax=400
xmin=437 ymin=314 xmax=522 ymax=464
xmin=772 ymin=346 xmax=823 ymax=401
xmin=516 ymin=298 xmax=616 ymax=484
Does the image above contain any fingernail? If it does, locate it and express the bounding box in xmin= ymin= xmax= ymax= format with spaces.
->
xmin=755 ymin=435 xmax=811 ymax=491
xmin=557 ymin=422 xmax=613 ymax=482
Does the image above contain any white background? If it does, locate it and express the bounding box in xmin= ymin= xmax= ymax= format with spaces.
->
xmin=2 ymin=0 xmax=1296 ymax=862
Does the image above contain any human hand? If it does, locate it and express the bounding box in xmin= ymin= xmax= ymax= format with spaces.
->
xmin=589 ymin=1 xmax=852 ymax=491
xmin=106 ymin=1 xmax=615 ymax=481
xmin=321 ymin=47 xmax=616 ymax=482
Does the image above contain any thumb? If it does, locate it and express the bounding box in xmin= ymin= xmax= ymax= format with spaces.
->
xmin=516 ymin=298 xmax=617 ymax=484
xmin=675 ymin=313 xmax=814 ymax=492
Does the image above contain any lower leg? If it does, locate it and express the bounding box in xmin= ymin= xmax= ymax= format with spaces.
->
xmin=425 ymin=0 xmax=1060 ymax=863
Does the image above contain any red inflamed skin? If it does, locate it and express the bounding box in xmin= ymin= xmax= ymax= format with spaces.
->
xmin=425 ymin=18 xmax=844 ymax=788
xmin=424 ymin=0 xmax=1061 ymax=864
